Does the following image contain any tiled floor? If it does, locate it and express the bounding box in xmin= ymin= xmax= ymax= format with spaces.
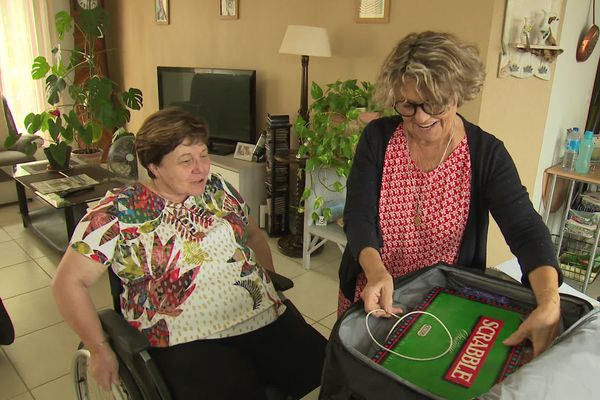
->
xmin=2 ymin=200 xmax=600 ymax=400
xmin=0 ymin=201 xmax=341 ymax=400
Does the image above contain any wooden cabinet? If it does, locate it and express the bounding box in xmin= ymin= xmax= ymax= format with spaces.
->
xmin=210 ymin=154 xmax=266 ymax=222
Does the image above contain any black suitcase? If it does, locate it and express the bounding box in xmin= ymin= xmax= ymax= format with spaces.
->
xmin=319 ymin=263 xmax=595 ymax=400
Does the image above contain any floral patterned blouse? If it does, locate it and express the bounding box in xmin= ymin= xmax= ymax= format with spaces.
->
xmin=70 ymin=174 xmax=285 ymax=347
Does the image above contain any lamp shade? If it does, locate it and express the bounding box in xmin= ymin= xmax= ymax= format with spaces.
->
xmin=279 ymin=25 xmax=331 ymax=57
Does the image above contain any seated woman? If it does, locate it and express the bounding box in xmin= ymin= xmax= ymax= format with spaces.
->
xmin=52 ymin=107 xmax=326 ymax=399
xmin=339 ymin=31 xmax=562 ymax=358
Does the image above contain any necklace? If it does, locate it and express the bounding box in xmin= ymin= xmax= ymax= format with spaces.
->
xmin=414 ymin=120 xmax=456 ymax=227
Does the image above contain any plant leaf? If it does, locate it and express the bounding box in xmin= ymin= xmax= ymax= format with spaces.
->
xmin=24 ymin=113 xmax=42 ymax=134
xmin=78 ymin=7 xmax=109 ymax=39
xmin=122 ymin=88 xmax=143 ymax=110
xmin=45 ymin=75 xmax=66 ymax=105
xmin=55 ymin=11 xmax=72 ymax=40
xmin=31 ymin=57 xmax=50 ymax=80
xmin=310 ymin=81 xmax=323 ymax=100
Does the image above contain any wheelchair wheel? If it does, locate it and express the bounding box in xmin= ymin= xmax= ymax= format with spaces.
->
xmin=73 ymin=348 xmax=142 ymax=400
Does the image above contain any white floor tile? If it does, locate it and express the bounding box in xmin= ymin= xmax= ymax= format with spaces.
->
xmin=15 ymin=232 xmax=59 ymax=260
xmin=30 ymin=374 xmax=74 ymax=400
xmin=0 ymin=242 xmax=31 ymax=269
xmin=33 ymin=256 xmax=61 ymax=279
xmin=0 ymin=227 xmax=12 ymax=243
xmin=3 ymin=322 xmax=80 ymax=388
xmin=286 ymin=271 xmax=338 ymax=321
xmin=0 ymin=349 xmax=28 ymax=400
xmin=318 ymin=311 xmax=338 ymax=330
xmin=0 ymin=261 xmax=51 ymax=299
xmin=5 ymin=392 xmax=33 ymax=400
xmin=300 ymin=386 xmax=320 ymax=400
xmin=272 ymin=250 xmax=306 ymax=279
xmin=3 ymin=288 xmax=63 ymax=337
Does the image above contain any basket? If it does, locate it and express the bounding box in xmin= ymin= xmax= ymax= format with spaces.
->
xmin=553 ymin=234 xmax=600 ymax=283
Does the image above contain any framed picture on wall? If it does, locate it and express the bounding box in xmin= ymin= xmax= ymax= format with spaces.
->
xmin=233 ymin=142 xmax=255 ymax=161
xmin=220 ymin=0 xmax=239 ymax=20
xmin=155 ymin=0 xmax=169 ymax=24
xmin=354 ymin=0 xmax=390 ymax=23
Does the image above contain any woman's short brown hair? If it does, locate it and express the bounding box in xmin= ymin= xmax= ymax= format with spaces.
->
xmin=375 ymin=31 xmax=486 ymax=108
xmin=135 ymin=107 xmax=209 ymax=178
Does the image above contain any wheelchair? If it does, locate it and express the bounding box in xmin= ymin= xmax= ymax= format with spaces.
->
xmin=72 ymin=268 xmax=298 ymax=400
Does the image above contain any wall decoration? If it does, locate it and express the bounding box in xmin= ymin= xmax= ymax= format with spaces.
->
xmin=155 ymin=0 xmax=169 ymax=24
xmin=355 ymin=0 xmax=390 ymax=23
xmin=220 ymin=0 xmax=238 ymax=20
xmin=499 ymin=0 xmax=564 ymax=80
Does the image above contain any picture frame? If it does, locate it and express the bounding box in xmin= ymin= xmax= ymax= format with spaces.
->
xmin=155 ymin=0 xmax=169 ymax=25
xmin=233 ymin=142 xmax=255 ymax=161
xmin=219 ymin=0 xmax=239 ymax=20
xmin=354 ymin=0 xmax=390 ymax=24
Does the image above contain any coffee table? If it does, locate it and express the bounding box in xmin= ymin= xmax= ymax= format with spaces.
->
xmin=13 ymin=160 xmax=125 ymax=252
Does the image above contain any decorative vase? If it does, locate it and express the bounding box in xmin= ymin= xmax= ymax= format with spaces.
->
xmin=44 ymin=146 xmax=72 ymax=171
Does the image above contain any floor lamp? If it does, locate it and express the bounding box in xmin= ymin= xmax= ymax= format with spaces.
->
xmin=277 ymin=25 xmax=331 ymax=257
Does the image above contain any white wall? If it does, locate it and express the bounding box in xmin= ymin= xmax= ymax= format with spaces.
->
xmin=533 ymin=0 xmax=600 ymax=208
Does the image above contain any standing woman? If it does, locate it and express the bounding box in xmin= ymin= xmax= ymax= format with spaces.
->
xmin=53 ymin=108 xmax=326 ymax=399
xmin=339 ymin=31 xmax=561 ymax=357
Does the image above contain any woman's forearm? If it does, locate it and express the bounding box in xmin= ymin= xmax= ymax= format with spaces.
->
xmin=358 ymin=247 xmax=387 ymax=279
xmin=528 ymin=265 xmax=560 ymax=308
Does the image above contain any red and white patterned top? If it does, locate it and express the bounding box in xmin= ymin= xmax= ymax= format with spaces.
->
xmin=338 ymin=124 xmax=471 ymax=315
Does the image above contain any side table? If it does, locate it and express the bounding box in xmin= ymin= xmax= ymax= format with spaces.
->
xmin=13 ymin=160 xmax=125 ymax=252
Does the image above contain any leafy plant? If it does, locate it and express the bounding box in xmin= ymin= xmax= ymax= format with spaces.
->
xmin=8 ymin=4 xmax=143 ymax=166
xmin=295 ymin=79 xmax=382 ymax=222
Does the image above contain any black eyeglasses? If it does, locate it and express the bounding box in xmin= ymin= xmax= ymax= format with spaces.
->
xmin=393 ymin=100 xmax=448 ymax=117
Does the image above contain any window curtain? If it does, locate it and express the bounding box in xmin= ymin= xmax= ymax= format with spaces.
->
xmin=0 ymin=0 xmax=55 ymax=134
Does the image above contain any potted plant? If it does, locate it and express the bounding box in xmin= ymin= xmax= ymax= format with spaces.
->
xmin=8 ymin=3 xmax=143 ymax=170
xmin=295 ymin=79 xmax=385 ymax=223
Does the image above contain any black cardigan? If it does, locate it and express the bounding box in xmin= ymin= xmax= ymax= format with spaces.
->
xmin=339 ymin=115 xmax=561 ymax=300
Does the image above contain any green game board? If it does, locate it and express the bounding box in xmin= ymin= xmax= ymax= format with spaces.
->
xmin=371 ymin=287 xmax=529 ymax=400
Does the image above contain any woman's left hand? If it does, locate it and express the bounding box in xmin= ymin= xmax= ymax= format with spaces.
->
xmin=502 ymin=302 xmax=561 ymax=358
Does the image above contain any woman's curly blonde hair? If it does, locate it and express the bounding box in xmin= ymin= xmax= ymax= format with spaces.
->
xmin=375 ymin=31 xmax=486 ymax=109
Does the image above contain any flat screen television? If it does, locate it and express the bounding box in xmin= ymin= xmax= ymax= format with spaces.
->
xmin=157 ymin=66 xmax=257 ymax=155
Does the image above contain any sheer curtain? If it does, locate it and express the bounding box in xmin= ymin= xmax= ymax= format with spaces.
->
xmin=0 ymin=0 xmax=55 ymax=133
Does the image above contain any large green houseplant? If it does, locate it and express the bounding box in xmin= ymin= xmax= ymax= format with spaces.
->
xmin=8 ymin=3 xmax=143 ymax=169
xmin=295 ymin=79 xmax=384 ymax=222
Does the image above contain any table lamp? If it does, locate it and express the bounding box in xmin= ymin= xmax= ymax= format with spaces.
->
xmin=277 ymin=25 xmax=331 ymax=257
xmin=279 ymin=25 xmax=331 ymax=123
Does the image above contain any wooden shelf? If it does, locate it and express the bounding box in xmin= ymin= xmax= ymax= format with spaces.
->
xmin=511 ymin=43 xmax=562 ymax=50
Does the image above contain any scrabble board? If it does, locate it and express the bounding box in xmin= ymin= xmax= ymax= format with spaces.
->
xmin=371 ymin=287 xmax=530 ymax=400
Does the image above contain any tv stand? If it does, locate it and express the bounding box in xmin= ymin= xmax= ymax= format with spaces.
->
xmin=210 ymin=142 xmax=236 ymax=156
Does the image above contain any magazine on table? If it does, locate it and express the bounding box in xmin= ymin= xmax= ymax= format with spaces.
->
xmin=30 ymin=174 xmax=99 ymax=195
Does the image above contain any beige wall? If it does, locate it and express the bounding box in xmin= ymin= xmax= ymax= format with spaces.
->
xmin=104 ymin=0 xmax=559 ymax=267
xmin=104 ymin=0 xmax=495 ymax=134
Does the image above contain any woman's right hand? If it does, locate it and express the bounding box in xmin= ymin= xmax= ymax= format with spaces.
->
xmin=361 ymin=268 xmax=403 ymax=317
xmin=89 ymin=343 xmax=120 ymax=391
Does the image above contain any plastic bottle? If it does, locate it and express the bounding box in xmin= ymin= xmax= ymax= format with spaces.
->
xmin=562 ymin=127 xmax=580 ymax=170
xmin=575 ymin=130 xmax=595 ymax=174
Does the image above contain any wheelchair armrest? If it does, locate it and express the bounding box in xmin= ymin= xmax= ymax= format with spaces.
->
xmin=268 ymin=270 xmax=293 ymax=292
xmin=98 ymin=309 xmax=151 ymax=355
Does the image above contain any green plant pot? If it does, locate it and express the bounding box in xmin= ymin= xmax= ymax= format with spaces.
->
xmin=44 ymin=146 xmax=72 ymax=171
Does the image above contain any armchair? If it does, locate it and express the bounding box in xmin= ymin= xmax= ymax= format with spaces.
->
xmin=1 ymin=96 xmax=41 ymax=203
